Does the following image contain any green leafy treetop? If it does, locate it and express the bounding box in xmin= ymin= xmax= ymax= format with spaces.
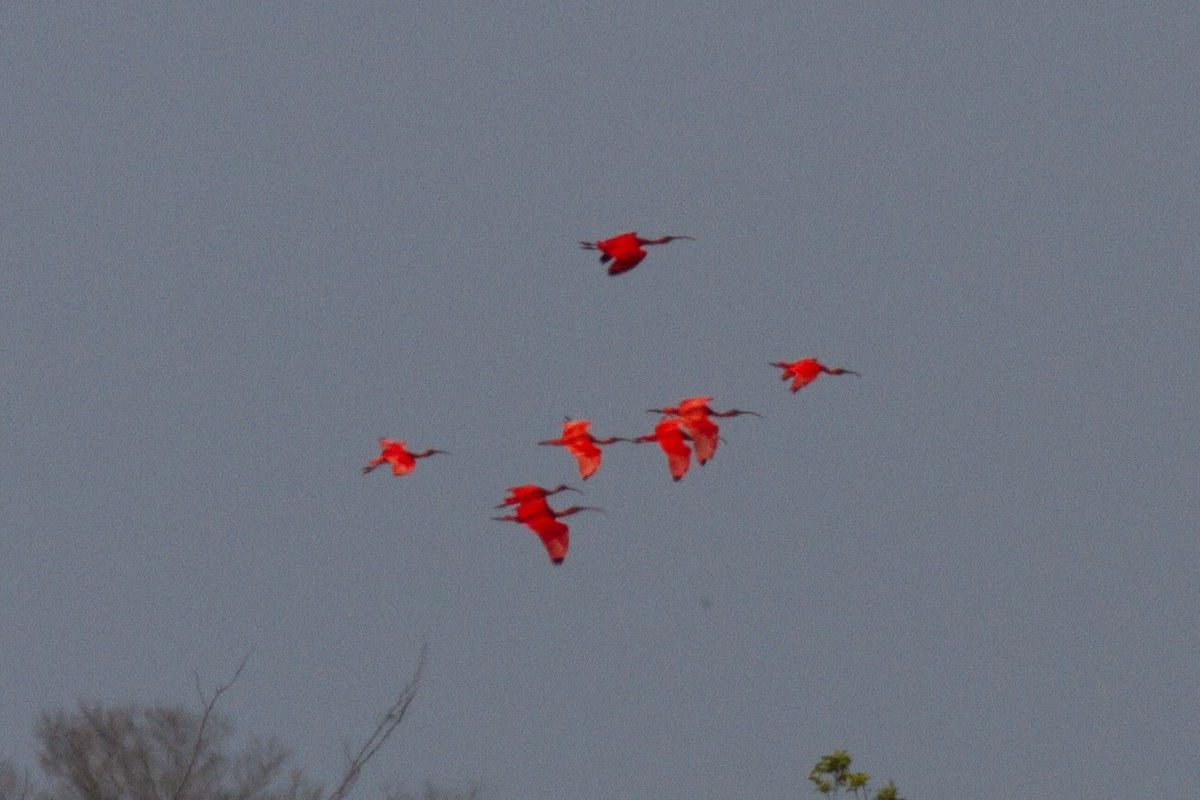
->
xmin=808 ymin=750 xmax=902 ymax=800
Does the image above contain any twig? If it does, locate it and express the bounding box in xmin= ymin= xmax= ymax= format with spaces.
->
xmin=325 ymin=642 xmax=428 ymax=800
xmin=172 ymin=652 xmax=251 ymax=800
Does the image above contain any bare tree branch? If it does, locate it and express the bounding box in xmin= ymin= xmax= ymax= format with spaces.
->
xmin=324 ymin=642 xmax=427 ymax=800
xmin=172 ymin=652 xmax=250 ymax=800
xmin=33 ymin=647 xmax=428 ymax=800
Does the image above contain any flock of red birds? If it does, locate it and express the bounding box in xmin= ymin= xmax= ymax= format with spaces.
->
xmin=364 ymin=231 xmax=859 ymax=565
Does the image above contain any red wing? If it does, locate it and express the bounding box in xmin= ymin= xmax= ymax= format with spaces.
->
xmin=689 ymin=430 xmax=718 ymax=464
xmin=681 ymin=416 xmax=719 ymax=464
xmin=788 ymin=368 xmax=819 ymax=392
xmin=677 ymin=396 xmax=713 ymax=413
xmin=561 ymin=419 xmax=591 ymax=437
xmin=606 ymin=251 xmax=647 ymax=275
xmin=500 ymin=484 xmax=543 ymax=505
xmin=566 ymin=440 xmax=603 ymax=479
xmin=657 ymin=437 xmax=691 ymax=481
xmin=665 ymin=444 xmax=690 ymax=481
xmin=390 ymin=456 xmax=415 ymax=476
xmin=525 ymin=516 xmax=569 ymax=564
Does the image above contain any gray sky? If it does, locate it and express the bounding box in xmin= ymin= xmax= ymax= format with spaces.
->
xmin=3 ymin=4 xmax=1197 ymax=799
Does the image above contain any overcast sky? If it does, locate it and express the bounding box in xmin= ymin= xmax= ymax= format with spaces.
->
xmin=3 ymin=5 xmax=1198 ymax=799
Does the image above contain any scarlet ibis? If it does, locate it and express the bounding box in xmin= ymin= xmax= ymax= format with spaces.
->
xmin=495 ymin=483 xmax=579 ymax=508
xmin=362 ymin=438 xmax=446 ymax=476
xmin=770 ymin=358 xmax=860 ymax=392
xmin=634 ymin=417 xmax=693 ymax=481
xmin=647 ymin=396 xmax=760 ymax=465
xmin=579 ymin=231 xmax=694 ymax=276
xmin=493 ymin=503 xmax=603 ymax=565
xmin=538 ymin=418 xmax=629 ymax=479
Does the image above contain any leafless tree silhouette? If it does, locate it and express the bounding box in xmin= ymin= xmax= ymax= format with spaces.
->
xmin=26 ymin=646 xmax=431 ymax=800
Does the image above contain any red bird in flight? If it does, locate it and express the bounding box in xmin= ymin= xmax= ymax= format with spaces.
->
xmin=648 ymin=396 xmax=760 ymax=465
xmin=579 ymin=231 xmax=694 ymax=275
xmin=538 ymin=418 xmax=629 ymax=479
xmin=634 ymin=417 xmax=693 ymax=481
xmin=362 ymin=438 xmax=446 ymax=476
xmin=493 ymin=502 xmax=602 ymax=565
xmin=495 ymin=487 xmax=580 ymax=546
xmin=771 ymin=358 xmax=860 ymax=392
